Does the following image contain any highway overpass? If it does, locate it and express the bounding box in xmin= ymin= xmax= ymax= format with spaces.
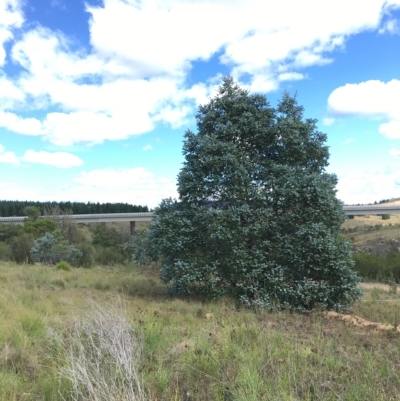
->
xmin=0 ymin=205 xmax=399 ymax=234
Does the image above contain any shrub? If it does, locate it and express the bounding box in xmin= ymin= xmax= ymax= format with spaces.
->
xmin=76 ymin=243 xmax=95 ymax=268
xmin=22 ymin=219 xmax=57 ymax=238
xmin=10 ymin=234 xmax=34 ymax=264
xmin=382 ymin=214 xmax=391 ymax=220
xmin=55 ymin=261 xmax=72 ymax=271
xmin=95 ymin=246 xmax=124 ymax=266
xmin=30 ymin=232 xmax=82 ymax=266
xmin=0 ymin=241 xmax=11 ymax=261
xmin=353 ymin=252 xmax=400 ymax=283
xmin=124 ymin=229 xmax=159 ymax=266
xmin=0 ymin=223 xmax=20 ymax=242
xmin=92 ymin=224 xmax=124 ymax=249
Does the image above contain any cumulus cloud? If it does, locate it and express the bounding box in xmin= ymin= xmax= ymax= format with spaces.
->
xmin=379 ymin=120 xmax=400 ymax=139
xmin=22 ymin=150 xmax=83 ymax=168
xmin=0 ymin=111 xmax=42 ymax=135
xmin=328 ymin=79 xmax=400 ymax=139
xmin=0 ymin=143 xmax=18 ymax=164
xmin=378 ymin=18 xmax=400 ymax=34
xmin=336 ymin=170 xmax=400 ymax=205
xmin=328 ymin=80 xmax=400 ymax=118
xmin=0 ymin=0 xmax=399 ymax=146
xmin=0 ymin=0 xmax=24 ymax=66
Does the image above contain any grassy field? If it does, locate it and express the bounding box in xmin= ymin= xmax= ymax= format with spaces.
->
xmin=1 ymin=262 xmax=400 ymax=400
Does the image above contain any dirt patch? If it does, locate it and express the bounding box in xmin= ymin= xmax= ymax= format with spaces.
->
xmin=325 ymin=311 xmax=400 ymax=333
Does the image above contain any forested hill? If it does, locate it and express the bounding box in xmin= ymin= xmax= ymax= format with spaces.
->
xmin=0 ymin=200 xmax=149 ymax=217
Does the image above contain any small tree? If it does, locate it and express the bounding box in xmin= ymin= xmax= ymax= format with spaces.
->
xmin=150 ymin=77 xmax=362 ymax=312
xmin=24 ymin=206 xmax=41 ymax=222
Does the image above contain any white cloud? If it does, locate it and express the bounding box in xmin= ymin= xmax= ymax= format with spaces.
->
xmin=22 ymin=150 xmax=83 ymax=168
xmin=143 ymin=144 xmax=152 ymax=151
xmin=278 ymin=72 xmax=305 ymax=82
xmin=328 ymin=80 xmax=400 ymax=119
xmin=328 ymin=79 xmax=400 ymax=139
xmin=323 ymin=117 xmax=335 ymax=126
xmin=0 ymin=143 xmax=19 ymax=164
xmin=336 ymin=170 xmax=400 ymax=205
xmin=379 ymin=120 xmax=400 ymax=139
xmin=0 ymin=111 xmax=42 ymax=135
xmin=72 ymin=167 xmax=178 ymax=208
xmin=342 ymin=138 xmax=354 ymax=145
xmin=0 ymin=167 xmax=177 ymax=207
xmin=390 ymin=148 xmax=400 ymax=158
xmin=0 ymin=0 xmax=399 ymax=146
xmin=0 ymin=0 xmax=24 ymax=66
xmin=378 ymin=18 xmax=400 ymax=34
xmin=0 ymin=182 xmax=37 ymax=200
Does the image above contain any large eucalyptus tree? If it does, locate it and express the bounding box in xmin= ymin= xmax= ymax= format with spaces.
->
xmin=150 ymin=77 xmax=362 ymax=312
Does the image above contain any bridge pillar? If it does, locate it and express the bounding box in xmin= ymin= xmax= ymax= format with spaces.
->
xmin=130 ymin=221 xmax=136 ymax=236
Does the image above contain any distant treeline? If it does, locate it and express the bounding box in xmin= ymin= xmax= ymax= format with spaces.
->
xmin=0 ymin=200 xmax=149 ymax=217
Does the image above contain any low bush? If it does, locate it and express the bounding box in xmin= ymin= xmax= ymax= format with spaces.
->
xmin=353 ymin=252 xmax=400 ymax=282
xmin=124 ymin=229 xmax=159 ymax=266
xmin=0 ymin=223 xmax=20 ymax=242
xmin=76 ymin=243 xmax=95 ymax=268
xmin=95 ymin=246 xmax=124 ymax=266
xmin=382 ymin=214 xmax=391 ymax=220
xmin=10 ymin=234 xmax=34 ymax=264
xmin=31 ymin=232 xmax=82 ymax=266
xmin=55 ymin=261 xmax=72 ymax=271
xmin=0 ymin=241 xmax=11 ymax=261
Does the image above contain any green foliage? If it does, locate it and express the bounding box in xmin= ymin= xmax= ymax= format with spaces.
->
xmin=76 ymin=243 xmax=95 ymax=268
xmin=22 ymin=219 xmax=57 ymax=239
xmin=9 ymin=234 xmax=34 ymax=264
xmin=382 ymin=214 xmax=391 ymax=220
xmin=0 ymin=241 xmax=11 ymax=261
xmin=0 ymin=223 xmax=20 ymax=242
xmin=55 ymin=261 xmax=72 ymax=271
xmin=92 ymin=224 xmax=124 ymax=249
xmin=23 ymin=206 xmax=41 ymax=222
xmin=30 ymin=232 xmax=82 ymax=266
xmin=353 ymin=252 xmax=400 ymax=283
xmin=124 ymin=229 xmax=159 ymax=266
xmin=94 ymin=246 xmax=124 ymax=266
xmin=151 ymin=77 xmax=362 ymax=312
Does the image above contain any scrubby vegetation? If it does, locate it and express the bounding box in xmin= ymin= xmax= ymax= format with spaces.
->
xmin=0 ymin=206 xmax=143 ymax=268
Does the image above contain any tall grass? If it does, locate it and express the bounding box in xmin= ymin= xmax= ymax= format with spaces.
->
xmin=1 ymin=262 xmax=400 ymax=399
xmin=353 ymin=252 xmax=400 ymax=282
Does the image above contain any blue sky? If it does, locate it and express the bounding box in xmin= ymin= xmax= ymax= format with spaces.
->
xmin=1 ymin=0 xmax=400 ymax=208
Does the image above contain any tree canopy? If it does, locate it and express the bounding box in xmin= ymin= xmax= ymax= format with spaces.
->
xmin=150 ymin=77 xmax=362 ymax=312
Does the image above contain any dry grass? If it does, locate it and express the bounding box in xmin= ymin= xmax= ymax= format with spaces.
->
xmin=2 ymin=262 xmax=400 ymax=400
xmin=50 ymin=298 xmax=148 ymax=401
